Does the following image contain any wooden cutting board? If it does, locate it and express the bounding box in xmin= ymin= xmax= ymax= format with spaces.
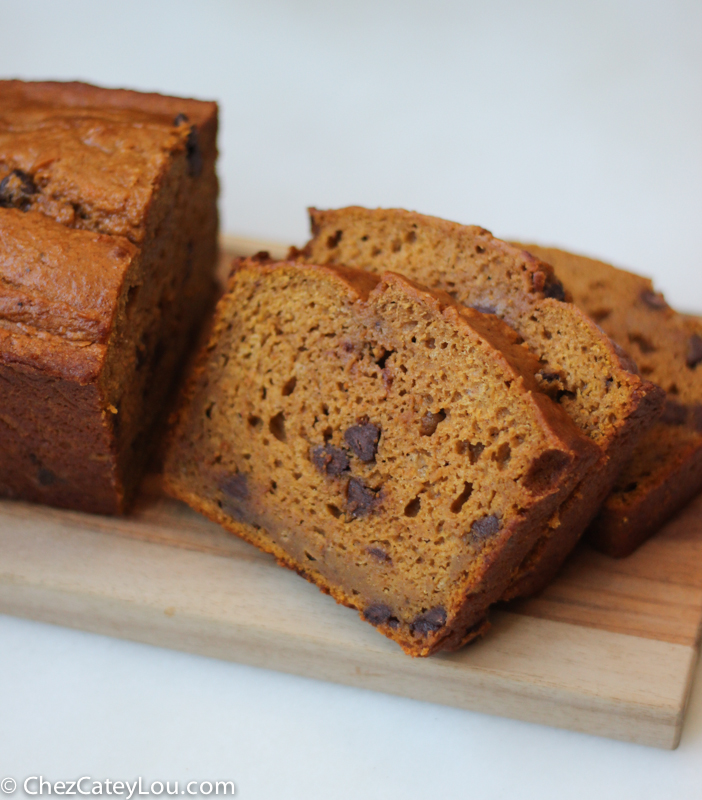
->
xmin=1 ymin=236 xmax=701 ymax=750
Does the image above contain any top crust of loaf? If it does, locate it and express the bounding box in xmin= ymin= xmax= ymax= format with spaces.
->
xmin=0 ymin=79 xmax=217 ymax=244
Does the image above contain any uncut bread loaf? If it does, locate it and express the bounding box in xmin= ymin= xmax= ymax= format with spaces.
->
xmin=521 ymin=245 xmax=702 ymax=557
xmin=163 ymin=256 xmax=598 ymax=656
xmin=0 ymin=80 xmax=218 ymax=514
xmin=296 ymin=207 xmax=664 ymax=597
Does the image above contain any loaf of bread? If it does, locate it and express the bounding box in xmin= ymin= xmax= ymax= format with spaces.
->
xmin=295 ymin=207 xmax=664 ymax=596
xmin=521 ymin=245 xmax=702 ymax=556
xmin=0 ymin=80 xmax=219 ymax=514
xmin=163 ymin=256 xmax=598 ymax=656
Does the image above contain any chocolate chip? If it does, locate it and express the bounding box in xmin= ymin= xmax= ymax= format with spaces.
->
xmin=185 ymin=126 xmax=203 ymax=177
xmin=344 ymin=423 xmax=380 ymax=461
xmin=660 ymin=398 xmax=688 ymax=426
xmin=410 ymin=606 xmax=447 ymax=635
xmin=640 ymin=289 xmax=668 ymax=310
xmin=366 ymin=546 xmax=392 ymax=564
xmin=470 ymin=514 xmax=501 ymax=541
xmin=537 ymin=371 xmax=561 ymax=383
xmin=687 ymin=334 xmax=702 ymax=369
xmin=37 ymin=467 xmax=56 ymax=486
xmin=363 ymin=604 xmax=399 ymax=628
xmin=311 ymin=444 xmax=349 ymax=477
xmin=0 ymin=169 xmax=38 ymax=210
xmin=543 ymin=275 xmax=566 ymax=301
xmin=174 ymin=112 xmax=189 ymax=126
xmin=346 ymin=478 xmax=379 ymax=518
xmin=419 ymin=410 xmax=446 ymax=436
xmin=220 ymin=473 xmax=248 ymax=500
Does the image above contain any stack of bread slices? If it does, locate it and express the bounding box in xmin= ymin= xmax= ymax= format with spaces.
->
xmin=2 ymin=81 xmax=698 ymax=658
xmin=162 ymin=206 xmax=701 ymax=657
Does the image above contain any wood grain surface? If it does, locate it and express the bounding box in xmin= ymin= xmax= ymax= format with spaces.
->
xmin=1 ymin=237 xmax=701 ymax=750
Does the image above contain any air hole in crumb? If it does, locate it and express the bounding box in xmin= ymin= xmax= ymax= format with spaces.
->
xmin=269 ymin=481 xmax=277 ymax=494
xmin=269 ymin=412 xmax=286 ymax=442
xmin=376 ymin=349 xmax=394 ymax=369
xmin=304 ymin=551 xmax=317 ymax=561
xmin=405 ymin=230 xmax=416 ymax=244
xmin=475 ymin=245 xmax=485 ymax=254
xmin=425 ymin=337 xmax=435 ymax=349
xmin=327 ymin=230 xmax=342 ymax=248
xmin=450 ymin=482 xmax=473 ymax=513
xmin=371 ymin=246 xmax=382 ymax=257
xmin=248 ymin=415 xmax=263 ymax=430
xmin=391 ymin=238 xmax=402 ymax=252
xmin=420 ymin=409 xmax=446 ymax=436
xmin=125 ymin=284 xmax=140 ymax=316
xmin=323 ymin=426 xmax=333 ymax=442
xmin=282 ymin=377 xmax=297 ymax=396
xmin=327 ymin=504 xmax=342 ymax=519
xmin=628 ymin=332 xmax=656 ymax=354
xmin=205 ymin=402 xmax=215 ymax=419
xmin=493 ymin=442 xmax=511 ymax=467
xmin=404 ymin=496 xmax=421 ymax=517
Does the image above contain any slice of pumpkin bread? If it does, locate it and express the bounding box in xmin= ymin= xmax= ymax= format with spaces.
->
xmin=521 ymin=245 xmax=702 ymax=557
xmin=163 ymin=256 xmax=598 ymax=656
xmin=296 ymin=207 xmax=663 ymax=597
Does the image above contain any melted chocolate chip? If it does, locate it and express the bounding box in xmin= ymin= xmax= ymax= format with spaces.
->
xmin=410 ymin=606 xmax=447 ymax=636
xmin=347 ymin=478 xmax=379 ymax=518
xmin=640 ymin=289 xmax=667 ymax=310
xmin=543 ymin=275 xmax=566 ymax=301
xmin=0 ymin=169 xmax=38 ymax=210
xmin=687 ymin=334 xmax=702 ymax=369
xmin=344 ymin=423 xmax=380 ymax=462
xmin=173 ymin=112 xmax=189 ymax=126
xmin=366 ymin=546 xmax=392 ymax=564
xmin=311 ymin=444 xmax=350 ymax=477
xmin=538 ymin=371 xmax=561 ymax=383
xmin=220 ymin=473 xmax=248 ymax=500
xmin=37 ymin=467 xmax=57 ymax=486
xmin=363 ymin=604 xmax=399 ymax=628
xmin=660 ymin=398 xmax=688 ymax=426
xmin=185 ymin=126 xmax=203 ymax=177
xmin=470 ymin=514 xmax=501 ymax=541
xmin=690 ymin=405 xmax=702 ymax=433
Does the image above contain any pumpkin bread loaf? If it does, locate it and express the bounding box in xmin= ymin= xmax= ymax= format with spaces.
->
xmin=0 ymin=80 xmax=218 ymax=514
xmin=521 ymin=245 xmax=702 ymax=557
xmin=296 ymin=207 xmax=664 ymax=597
xmin=163 ymin=256 xmax=598 ymax=656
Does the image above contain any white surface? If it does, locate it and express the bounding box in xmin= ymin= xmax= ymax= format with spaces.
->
xmin=1 ymin=1 xmax=702 ymax=796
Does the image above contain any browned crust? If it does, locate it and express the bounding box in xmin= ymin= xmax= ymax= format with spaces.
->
xmin=589 ymin=436 xmax=702 ymax=557
xmin=0 ymin=79 xmax=217 ymax=131
xmin=0 ymin=80 xmax=219 ymax=514
xmin=518 ymin=243 xmax=700 ymax=558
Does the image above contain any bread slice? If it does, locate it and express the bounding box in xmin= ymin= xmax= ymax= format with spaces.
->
xmin=0 ymin=80 xmax=218 ymax=514
xmin=520 ymin=245 xmax=702 ymax=556
xmin=163 ymin=256 xmax=598 ymax=656
xmin=296 ymin=207 xmax=664 ymax=596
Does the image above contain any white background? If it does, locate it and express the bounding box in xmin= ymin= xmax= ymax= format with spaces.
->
xmin=1 ymin=1 xmax=702 ymax=797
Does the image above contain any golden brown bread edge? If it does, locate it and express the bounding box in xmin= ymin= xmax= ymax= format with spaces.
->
xmin=164 ymin=255 xmax=600 ymax=656
xmin=0 ymin=80 xmax=218 ymax=514
xmin=294 ymin=207 xmax=664 ymax=597
xmin=518 ymin=244 xmax=702 ymax=556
